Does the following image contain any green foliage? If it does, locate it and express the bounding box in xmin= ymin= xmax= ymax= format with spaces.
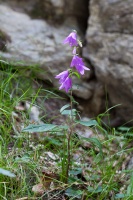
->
xmin=0 ymin=60 xmax=133 ymax=199
xmin=72 ymin=71 xmax=81 ymax=79
xmin=76 ymin=119 xmax=98 ymax=126
xmin=65 ymin=187 xmax=83 ymax=199
xmin=60 ymin=104 xmax=70 ymax=113
xmin=23 ymin=124 xmax=57 ymax=133
xmin=0 ymin=168 xmax=16 ymax=177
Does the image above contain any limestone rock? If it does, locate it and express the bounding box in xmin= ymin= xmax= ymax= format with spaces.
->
xmin=0 ymin=0 xmax=89 ymax=27
xmin=0 ymin=5 xmax=92 ymax=100
xmin=83 ymin=0 xmax=133 ymax=124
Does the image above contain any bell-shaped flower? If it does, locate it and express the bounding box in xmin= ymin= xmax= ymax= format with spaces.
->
xmin=70 ymin=55 xmax=90 ymax=75
xmin=63 ymin=31 xmax=78 ymax=47
xmin=55 ymin=70 xmax=72 ymax=93
xmin=59 ymin=76 xmax=72 ymax=93
xmin=55 ymin=70 xmax=69 ymax=84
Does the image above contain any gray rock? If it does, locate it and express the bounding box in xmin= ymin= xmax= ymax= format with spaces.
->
xmin=83 ymin=0 xmax=133 ymax=124
xmin=0 ymin=5 xmax=92 ymax=100
xmin=0 ymin=0 xmax=89 ymax=27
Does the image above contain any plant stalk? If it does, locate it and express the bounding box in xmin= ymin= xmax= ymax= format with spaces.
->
xmin=65 ymin=90 xmax=73 ymax=184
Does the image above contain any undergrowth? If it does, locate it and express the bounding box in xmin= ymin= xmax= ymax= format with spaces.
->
xmin=0 ymin=61 xmax=133 ymax=200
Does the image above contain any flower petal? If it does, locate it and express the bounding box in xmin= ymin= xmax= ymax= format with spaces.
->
xmin=70 ymin=55 xmax=90 ymax=75
xmin=59 ymin=77 xmax=72 ymax=93
xmin=63 ymin=32 xmax=78 ymax=47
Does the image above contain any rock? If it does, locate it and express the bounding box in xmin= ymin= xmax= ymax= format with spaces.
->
xmin=83 ymin=0 xmax=133 ymax=124
xmin=32 ymin=183 xmax=44 ymax=196
xmin=72 ymin=80 xmax=93 ymax=100
xmin=0 ymin=5 xmax=89 ymax=97
xmin=1 ymin=0 xmax=89 ymax=28
xmin=0 ymin=3 xmax=105 ymax=115
xmin=76 ymin=80 xmax=105 ymax=116
xmin=0 ymin=4 xmax=70 ymax=65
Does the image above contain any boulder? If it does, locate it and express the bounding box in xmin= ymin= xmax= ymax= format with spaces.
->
xmin=0 ymin=4 xmax=94 ymax=101
xmin=0 ymin=0 xmax=89 ymax=29
xmin=83 ymin=0 xmax=133 ymax=124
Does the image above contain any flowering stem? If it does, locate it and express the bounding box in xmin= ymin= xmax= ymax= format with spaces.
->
xmin=65 ymin=90 xmax=73 ymax=184
xmin=56 ymin=30 xmax=90 ymax=183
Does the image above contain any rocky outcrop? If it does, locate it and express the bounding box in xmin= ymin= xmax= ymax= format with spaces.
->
xmin=0 ymin=0 xmax=89 ymax=30
xmin=0 ymin=4 xmax=100 ymax=107
xmin=0 ymin=5 xmax=74 ymax=78
xmin=83 ymin=0 xmax=133 ymax=124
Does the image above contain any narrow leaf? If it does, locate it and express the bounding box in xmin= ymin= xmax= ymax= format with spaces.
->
xmin=115 ymin=193 xmax=127 ymax=199
xmin=0 ymin=60 xmax=9 ymax=64
xmin=46 ymin=138 xmax=62 ymax=146
xmin=0 ymin=168 xmax=16 ymax=177
xmin=76 ymin=119 xmax=98 ymax=126
xmin=117 ymin=126 xmax=131 ymax=132
xmin=73 ymin=72 xmax=80 ymax=79
xmin=61 ymin=109 xmax=77 ymax=116
xmin=60 ymin=104 xmax=70 ymax=113
xmin=22 ymin=124 xmax=57 ymax=133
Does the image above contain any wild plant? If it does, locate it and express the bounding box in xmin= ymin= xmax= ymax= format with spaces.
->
xmin=23 ymin=30 xmax=99 ymax=187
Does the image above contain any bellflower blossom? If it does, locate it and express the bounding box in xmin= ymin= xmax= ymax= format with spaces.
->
xmin=59 ymin=76 xmax=72 ymax=93
xmin=55 ymin=70 xmax=72 ymax=93
xmin=55 ymin=70 xmax=69 ymax=83
xmin=56 ymin=31 xmax=90 ymax=93
xmin=70 ymin=55 xmax=90 ymax=75
xmin=63 ymin=31 xmax=78 ymax=47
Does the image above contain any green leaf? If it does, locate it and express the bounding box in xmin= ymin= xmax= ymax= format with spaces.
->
xmin=127 ymin=172 xmax=133 ymax=195
xmin=125 ymin=133 xmax=133 ymax=137
xmin=46 ymin=137 xmax=62 ymax=146
xmin=60 ymin=104 xmax=70 ymax=113
xmin=115 ymin=193 xmax=127 ymax=199
xmin=57 ymin=125 xmax=68 ymax=130
xmin=0 ymin=60 xmax=9 ymax=64
xmin=61 ymin=109 xmax=77 ymax=116
xmin=15 ymin=154 xmax=31 ymax=163
xmin=87 ymin=186 xmax=94 ymax=193
xmin=69 ymin=168 xmax=82 ymax=175
xmin=68 ymin=176 xmax=82 ymax=184
xmin=0 ymin=168 xmax=16 ymax=177
xmin=73 ymin=72 xmax=80 ymax=79
xmin=65 ymin=188 xmax=83 ymax=199
xmin=117 ymin=126 xmax=131 ymax=132
xmin=87 ymin=186 xmax=102 ymax=193
xmin=76 ymin=119 xmax=98 ymax=127
xmin=22 ymin=124 xmax=57 ymax=133
xmin=87 ymin=174 xmax=100 ymax=180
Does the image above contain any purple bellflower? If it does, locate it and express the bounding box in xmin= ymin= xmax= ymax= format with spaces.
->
xmin=55 ymin=70 xmax=69 ymax=83
xmin=63 ymin=31 xmax=78 ymax=47
xmin=55 ymin=70 xmax=72 ymax=93
xmin=70 ymin=55 xmax=90 ymax=75
xmin=56 ymin=31 xmax=90 ymax=93
xmin=59 ymin=76 xmax=72 ymax=93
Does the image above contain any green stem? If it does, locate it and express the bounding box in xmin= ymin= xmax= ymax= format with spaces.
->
xmin=65 ymin=90 xmax=73 ymax=184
